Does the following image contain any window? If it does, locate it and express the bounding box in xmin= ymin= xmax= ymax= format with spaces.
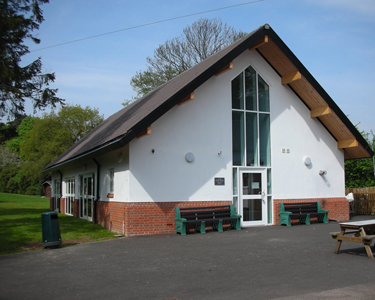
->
xmin=109 ymin=169 xmax=114 ymax=195
xmin=65 ymin=178 xmax=75 ymax=215
xmin=80 ymin=174 xmax=95 ymax=220
xmin=231 ymin=66 xmax=271 ymax=167
xmin=232 ymin=66 xmax=272 ymax=222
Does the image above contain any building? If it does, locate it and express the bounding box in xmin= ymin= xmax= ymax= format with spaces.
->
xmin=44 ymin=24 xmax=373 ymax=236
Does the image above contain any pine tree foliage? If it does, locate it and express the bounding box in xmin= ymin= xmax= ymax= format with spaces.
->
xmin=0 ymin=0 xmax=64 ymax=118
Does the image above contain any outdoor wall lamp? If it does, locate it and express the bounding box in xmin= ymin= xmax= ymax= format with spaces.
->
xmin=303 ymin=156 xmax=311 ymax=166
xmin=185 ymin=152 xmax=195 ymax=163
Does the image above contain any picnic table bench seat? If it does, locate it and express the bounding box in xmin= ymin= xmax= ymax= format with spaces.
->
xmin=279 ymin=202 xmax=328 ymax=226
xmin=175 ymin=205 xmax=241 ymax=235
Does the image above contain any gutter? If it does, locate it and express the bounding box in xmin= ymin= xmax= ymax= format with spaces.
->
xmin=42 ymin=134 xmax=129 ymax=174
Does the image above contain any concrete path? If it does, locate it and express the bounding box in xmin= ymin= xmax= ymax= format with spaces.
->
xmin=1 ymin=216 xmax=375 ymax=300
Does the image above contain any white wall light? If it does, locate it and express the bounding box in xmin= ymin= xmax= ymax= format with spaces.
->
xmin=185 ymin=152 xmax=195 ymax=163
xmin=303 ymin=156 xmax=311 ymax=166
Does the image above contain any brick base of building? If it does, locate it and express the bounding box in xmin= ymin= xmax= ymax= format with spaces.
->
xmin=273 ymin=198 xmax=349 ymax=225
xmin=50 ymin=197 xmax=349 ymax=236
xmin=96 ymin=201 xmax=232 ymax=237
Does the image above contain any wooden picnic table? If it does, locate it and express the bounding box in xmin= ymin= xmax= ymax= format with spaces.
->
xmin=330 ymin=220 xmax=375 ymax=259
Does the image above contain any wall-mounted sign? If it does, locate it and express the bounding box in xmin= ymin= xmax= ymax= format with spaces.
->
xmin=214 ymin=178 xmax=225 ymax=186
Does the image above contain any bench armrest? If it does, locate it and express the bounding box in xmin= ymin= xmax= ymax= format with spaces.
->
xmin=279 ymin=211 xmax=292 ymax=216
xmin=318 ymin=209 xmax=329 ymax=213
xmin=230 ymin=214 xmax=242 ymax=219
xmin=175 ymin=218 xmax=187 ymax=223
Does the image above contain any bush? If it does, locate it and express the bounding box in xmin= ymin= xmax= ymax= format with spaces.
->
xmin=0 ymin=164 xmax=20 ymax=193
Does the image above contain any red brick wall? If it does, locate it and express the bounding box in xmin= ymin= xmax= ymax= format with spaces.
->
xmin=54 ymin=197 xmax=349 ymax=235
xmin=73 ymin=199 xmax=80 ymax=218
xmin=59 ymin=198 xmax=65 ymax=214
xmin=273 ymin=198 xmax=349 ymax=225
xmin=96 ymin=201 xmax=126 ymax=234
xmin=96 ymin=201 xmax=232 ymax=236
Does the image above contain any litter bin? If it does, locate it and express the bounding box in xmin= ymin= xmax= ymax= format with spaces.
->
xmin=41 ymin=212 xmax=62 ymax=248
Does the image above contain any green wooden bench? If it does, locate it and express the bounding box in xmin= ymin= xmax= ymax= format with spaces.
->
xmin=279 ymin=202 xmax=329 ymax=226
xmin=175 ymin=205 xmax=241 ymax=235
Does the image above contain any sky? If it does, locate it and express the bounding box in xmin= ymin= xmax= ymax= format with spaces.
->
xmin=18 ymin=0 xmax=375 ymax=135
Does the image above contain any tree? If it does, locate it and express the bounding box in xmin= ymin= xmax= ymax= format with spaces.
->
xmin=345 ymin=130 xmax=375 ymax=188
xmin=0 ymin=0 xmax=64 ymax=118
xmin=0 ymin=114 xmax=26 ymax=144
xmin=15 ymin=105 xmax=103 ymax=194
xmin=20 ymin=105 xmax=104 ymax=164
xmin=6 ymin=116 xmax=35 ymax=153
xmin=0 ymin=144 xmax=19 ymax=167
xmin=128 ymin=18 xmax=247 ymax=101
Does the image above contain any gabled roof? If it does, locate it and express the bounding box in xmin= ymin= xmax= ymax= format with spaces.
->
xmin=44 ymin=24 xmax=373 ymax=173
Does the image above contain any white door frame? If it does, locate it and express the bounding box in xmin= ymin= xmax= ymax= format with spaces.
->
xmin=80 ymin=174 xmax=94 ymax=221
xmin=239 ymin=168 xmax=267 ymax=227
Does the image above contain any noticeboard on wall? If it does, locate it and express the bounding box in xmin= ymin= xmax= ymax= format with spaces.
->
xmin=214 ymin=178 xmax=225 ymax=186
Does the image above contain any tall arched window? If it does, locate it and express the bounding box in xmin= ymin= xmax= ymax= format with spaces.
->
xmin=232 ymin=66 xmax=271 ymax=167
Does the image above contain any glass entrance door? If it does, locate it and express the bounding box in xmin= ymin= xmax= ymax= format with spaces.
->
xmin=240 ymin=169 xmax=267 ymax=226
xmin=80 ymin=174 xmax=94 ymax=221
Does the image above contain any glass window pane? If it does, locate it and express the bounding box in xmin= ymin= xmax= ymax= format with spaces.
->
xmin=258 ymin=75 xmax=270 ymax=112
xmin=242 ymin=173 xmax=262 ymax=195
xmin=246 ymin=112 xmax=258 ymax=166
xmin=259 ymin=114 xmax=271 ymax=166
xmin=243 ymin=199 xmax=262 ymax=221
xmin=267 ymin=196 xmax=272 ymax=224
xmin=232 ymin=111 xmax=244 ymax=166
xmin=245 ymin=66 xmax=257 ymax=111
xmin=88 ymin=199 xmax=92 ymax=217
xmin=233 ymin=168 xmax=238 ymax=195
xmin=267 ymin=169 xmax=272 ymax=194
xmin=231 ymin=73 xmax=244 ymax=109
xmin=233 ymin=196 xmax=238 ymax=214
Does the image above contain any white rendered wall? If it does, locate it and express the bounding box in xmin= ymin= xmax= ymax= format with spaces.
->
xmin=241 ymin=50 xmax=345 ymax=199
xmin=129 ymin=48 xmax=345 ymax=203
xmin=129 ymin=70 xmax=234 ymax=203
xmin=50 ymin=145 xmax=130 ymax=203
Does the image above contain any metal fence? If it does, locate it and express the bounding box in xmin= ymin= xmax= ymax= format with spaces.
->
xmin=346 ymin=187 xmax=375 ymax=215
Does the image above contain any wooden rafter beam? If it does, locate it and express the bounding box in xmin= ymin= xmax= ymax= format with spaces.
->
xmin=177 ymin=92 xmax=194 ymax=106
xmin=137 ymin=126 xmax=151 ymax=138
xmin=338 ymin=139 xmax=358 ymax=149
xmin=281 ymin=71 xmax=302 ymax=85
xmin=310 ymin=106 xmax=332 ymax=118
xmin=249 ymin=35 xmax=269 ymax=50
xmin=215 ymin=62 xmax=233 ymax=76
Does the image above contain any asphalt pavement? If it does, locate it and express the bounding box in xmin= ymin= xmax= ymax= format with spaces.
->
xmin=1 ymin=215 xmax=375 ymax=300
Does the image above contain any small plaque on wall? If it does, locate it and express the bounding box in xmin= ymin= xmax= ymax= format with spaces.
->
xmin=214 ymin=178 xmax=225 ymax=186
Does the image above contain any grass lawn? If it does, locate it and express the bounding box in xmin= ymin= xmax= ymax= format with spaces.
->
xmin=0 ymin=193 xmax=116 ymax=255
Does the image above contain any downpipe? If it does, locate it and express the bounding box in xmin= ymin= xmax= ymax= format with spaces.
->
xmin=93 ymin=158 xmax=101 ymax=224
